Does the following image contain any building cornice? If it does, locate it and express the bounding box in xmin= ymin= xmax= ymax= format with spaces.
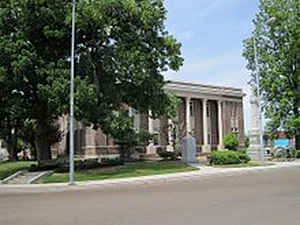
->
xmin=165 ymin=81 xmax=245 ymax=102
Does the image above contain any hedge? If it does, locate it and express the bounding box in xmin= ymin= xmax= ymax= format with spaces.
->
xmin=210 ymin=150 xmax=250 ymax=165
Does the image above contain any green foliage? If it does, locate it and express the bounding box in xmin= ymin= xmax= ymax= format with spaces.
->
xmin=272 ymin=146 xmax=297 ymax=159
xmin=157 ymin=147 xmax=179 ymax=161
xmin=29 ymin=158 xmax=124 ymax=173
xmin=210 ymin=150 xmax=250 ymax=165
xmin=74 ymin=0 xmax=184 ymax=125
xmin=236 ymin=151 xmax=251 ymax=163
xmin=39 ymin=161 xmax=196 ymax=183
xmin=242 ymin=0 xmax=300 ymax=149
xmin=224 ymin=133 xmax=240 ymax=150
xmin=137 ymin=130 xmax=154 ymax=147
xmin=108 ymin=110 xmax=153 ymax=160
xmin=244 ymin=136 xmax=250 ymax=148
xmin=296 ymin=150 xmax=300 ymax=159
xmin=0 ymin=0 xmax=183 ymax=160
xmin=0 ymin=161 xmax=36 ymax=180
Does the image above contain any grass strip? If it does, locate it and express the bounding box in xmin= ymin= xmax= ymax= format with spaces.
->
xmin=39 ymin=161 xmax=197 ymax=184
xmin=0 ymin=161 xmax=36 ymax=180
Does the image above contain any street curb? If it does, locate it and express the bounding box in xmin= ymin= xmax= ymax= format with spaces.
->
xmin=0 ymin=161 xmax=300 ymax=194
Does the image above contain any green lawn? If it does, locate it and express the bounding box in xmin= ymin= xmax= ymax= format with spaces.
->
xmin=214 ymin=161 xmax=274 ymax=168
xmin=39 ymin=161 xmax=197 ymax=184
xmin=0 ymin=161 xmax=36 ymax=180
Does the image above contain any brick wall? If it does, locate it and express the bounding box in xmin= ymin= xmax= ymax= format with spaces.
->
xmin=222 ymin=101 xmax=245 ymax=146
xmin=223 ymin=101 xmax=232 ymax=137
xmin=237 ymin=102 xmax=245 ymax=146
xmin=160 ymin=116 xmax=169 ymax=146
xmin=139 ymin=113 xmax=149 ymax=131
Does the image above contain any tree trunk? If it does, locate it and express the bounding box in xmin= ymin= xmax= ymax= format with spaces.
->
xmin=30 ymin=140 xmax=37 ymax=161
xmin=6 ymin=132 xmax=18 ymax=161
xmin=35 ymin=124 xmax=52 ymax=163
xmin=296 ymin=134 xmax=300 ymax=150
xmin=35 ymin=135 xmax=52 ymax=163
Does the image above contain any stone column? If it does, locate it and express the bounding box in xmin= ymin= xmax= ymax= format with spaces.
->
xmin=186 ymin=97 xmax=191 ymax=134
xmin=218 ymin=100 xmax=224 ymax=150
xmin=167 ymin=119 xmax=174 ymax=151
xmin=146 ymin=111 xmax=155 ymax=154
xmin=202 ymin=99 xmax=210 ymax=153
xmin=128 ymin=107 xmax=133 ymax=117
xmin=178 ymin=98 xmax=186 ymax=140
xmin=148 ymin=111 xmax=154 ymax=134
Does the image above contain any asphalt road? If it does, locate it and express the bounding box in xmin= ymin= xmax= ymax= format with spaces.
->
xmin=1 ymin=166 xmax=300 ymax=225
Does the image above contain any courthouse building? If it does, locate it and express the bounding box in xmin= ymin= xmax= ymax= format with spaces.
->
xmin=52 ymin=81 xmax=245 ymax=157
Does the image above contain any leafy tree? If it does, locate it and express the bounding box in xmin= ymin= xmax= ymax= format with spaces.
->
xmin=0 ymin=0 xmax=73 ymax=162
xmin=224 ymin=133 xmax=240 ymax=151
xmin=0 ymin=0 xmax=183 ymax=161
xmin=243 ymin=0 xmax=300 ymax=149
xmin=74 ymin=0 xmax=183 ymax=128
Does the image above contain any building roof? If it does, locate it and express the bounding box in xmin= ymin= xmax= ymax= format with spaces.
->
xmin=165 ymin=80 xmax=245 ymax=102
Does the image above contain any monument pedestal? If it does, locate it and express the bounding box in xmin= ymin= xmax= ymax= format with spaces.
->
xmin=248 ymin=89 xmax=264 ymax=161
xmin=146 ymin=143 xmax=156 ymax=155
xmin=181 ymin=134 xmax=198 ymax=163
xmin=217 ymin=145 xmax=224 ymax=151
xmin=248 ymin=129 xmax=264 ymax=161
xmin=202 ymin=145 xmax=211 ymax=153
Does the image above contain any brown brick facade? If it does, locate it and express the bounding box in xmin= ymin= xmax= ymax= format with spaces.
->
xmin=209 ymin=100 xmax=218 ymax=147
xmin=222 ymin=101 xmax=245 ymax=146
xmin=178 ymin=98 xmax=186 ymax=140
xmin=159 ymin=116 xmax=169 ymax=146
xmin=52 ymin=82 xmax=245 ymax=157
xmin=193 ymin=99 xmax=203 ymax=147
xmin=140 ymin=114 xmax=149 ymax=131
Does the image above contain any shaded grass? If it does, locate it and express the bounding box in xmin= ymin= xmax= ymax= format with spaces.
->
xmin=0 ymin=161 xmax=36 ymax=180
xmin=39 ymin=161 xmax=197 ymax=184
xmin=214 ymin=161 xmax=274 ymax=168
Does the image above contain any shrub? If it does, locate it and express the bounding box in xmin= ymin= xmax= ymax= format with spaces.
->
xmin=236 ymin=151 xmax=251 ymax=163
xmin=30 ymin=158 xmax=124 ymax=173
xmin=224 ymin=133 xmax=240 ymax=150
xmin=296 ymin=150 xmax=300 ymax=159
xmin=157 ymin=147 xmax=179 ymax=161
xmin=29 ymin=160 xmax=60 ymax=172
xmin=210 ymin=150 xmax=250 ymax=165
xmin=272 ymin=146 xmax=297 ymax=159
xmin=286 ymin=147 xmax=296 ymax=158
xmin=100 ymin=157 xmax=124 ymax=166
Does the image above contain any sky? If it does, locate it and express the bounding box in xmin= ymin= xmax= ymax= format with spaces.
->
xmin=163 ymin=0 xmax=260 ymax=132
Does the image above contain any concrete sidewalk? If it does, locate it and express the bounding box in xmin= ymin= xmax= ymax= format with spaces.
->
xmin=1 ymin=161 xmax=300 ymax=194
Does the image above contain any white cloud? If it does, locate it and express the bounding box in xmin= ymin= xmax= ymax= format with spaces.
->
xmin=177 ymin=30 xmax=195 ymax=41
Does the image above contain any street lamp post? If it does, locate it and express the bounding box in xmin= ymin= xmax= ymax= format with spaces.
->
xmin=69 ymin=0 xmax=76 ymax=185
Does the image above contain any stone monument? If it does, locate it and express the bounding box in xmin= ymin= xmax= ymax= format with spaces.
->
xmin=181 ymin=133 xmax=198 ymax=163
xmin=248 ymin=88 xmax=264 ymax=160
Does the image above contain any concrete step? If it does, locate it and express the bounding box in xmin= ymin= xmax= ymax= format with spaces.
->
xmin=4 ymin=171 xmax=53 ymax=184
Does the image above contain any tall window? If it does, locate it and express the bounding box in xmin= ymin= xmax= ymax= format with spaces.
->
xmin=206 ymin=105 xmax=210 ymax=117
xmin=190 ymin=101 xmax=194 ymax=117
xmin=130 ymin=108 xmax=140 ymax=132
xmin=152 ymin=119 xmax=160 ymax=134
xmin=230 ymin=103 xmax=239 ymax=134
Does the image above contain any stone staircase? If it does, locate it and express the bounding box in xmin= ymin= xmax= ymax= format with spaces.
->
xmin=1 ymin=170 xmax=53 ymax=184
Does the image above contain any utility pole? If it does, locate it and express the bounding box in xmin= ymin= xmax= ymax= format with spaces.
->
xmin=69 ymin=0 xmax=76 ymax=185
